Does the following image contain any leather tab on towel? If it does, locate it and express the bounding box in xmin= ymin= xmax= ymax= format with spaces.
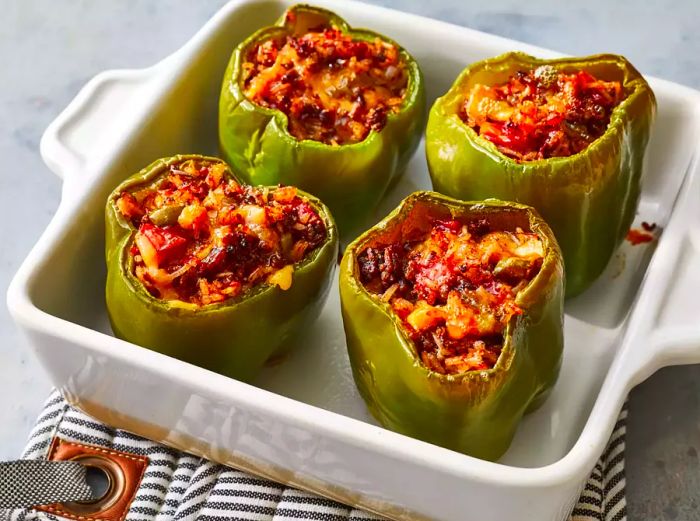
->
xmin=35 ymin=437 xmax=148 ymax=521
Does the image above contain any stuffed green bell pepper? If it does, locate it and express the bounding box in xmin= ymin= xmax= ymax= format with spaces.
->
xmin=219 ymin=4 xmax=425 ymax=236
xmin=105 ymin=154 xmax=338 ymax=381
xmin=426 ymin=52 xmax=656 ymax=297
xmin=340 ymin=192 xmax=564 ymax=460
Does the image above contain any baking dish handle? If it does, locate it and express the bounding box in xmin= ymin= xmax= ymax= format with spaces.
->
xmin=40 ymin=68 xmax=156 ymax=180
xmin=651 ymin=326 xmax=700 ymax=365
xmin=615 ymin=150 xmax=700 ymax=390
xmin=638 ymin=164 xmax=700 ymax=376
xmin=649 ymin=231 xmax=700 ymax=366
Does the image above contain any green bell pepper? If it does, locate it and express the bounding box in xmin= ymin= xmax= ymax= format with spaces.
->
xmin=218 ymin=4 xmax=426 ymax=236
xmin=426 ymin=52 xmax=656 ymax=297
xmin=339 ymin=192 xmax=564 ymax=460
xmin=105 ymin=154 xmax=338 ymax=382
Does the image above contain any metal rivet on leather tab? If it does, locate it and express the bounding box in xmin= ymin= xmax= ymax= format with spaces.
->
xmin=63 ymin=454 xmax=125 ymax=514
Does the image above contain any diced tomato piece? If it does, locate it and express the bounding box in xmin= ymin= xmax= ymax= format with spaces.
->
xmin=434 ymin=219 xmax=461 ymax=233
xmin=296 ymin=202 xmax=317 ymax=225
xmin=138 ymin=223 xmax=188 ymax=266
xmin=117 ymin=193 xmax=143 ymax=221
xmin=273 ymin=186 xmax=298 ymax=204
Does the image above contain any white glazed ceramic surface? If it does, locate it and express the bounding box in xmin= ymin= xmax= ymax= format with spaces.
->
xmin=8 ymin=1 xmax=700 ymax=520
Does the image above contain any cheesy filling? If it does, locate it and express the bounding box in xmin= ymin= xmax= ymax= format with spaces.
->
xmin=358 ymin=218 xmax=544 ymax=374
xmin=116 ymin=158 xmax=326 ymax=305
xmin=242 ymin=23 xmax=408 ymax=145
xmin=462 ymin=66 xmax=624 ymax=161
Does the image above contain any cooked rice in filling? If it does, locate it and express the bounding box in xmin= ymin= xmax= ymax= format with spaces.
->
xmin=116 ymin=158 xmax=326 ymax=305
xmin=461 ymin=65 xmax=624 ymax=161
xmin=242 ymin=20 xmax=408 ymax=145
xmin=358 ymin=218 xmax=544 ymax=374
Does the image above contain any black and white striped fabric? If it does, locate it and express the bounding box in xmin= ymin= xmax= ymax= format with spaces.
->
xmin=571 ymin=406 xmax=628 ymax=521
xmin=1 ymin=391 xmax=628 ymax=521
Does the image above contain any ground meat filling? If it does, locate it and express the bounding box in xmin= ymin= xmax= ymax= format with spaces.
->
xmin=461 ymin=66 xmax=624 ymax=161
xmin=115 ymin=159 xmax=326 ymax=305
xmin=358 ymin=219 xmax=544 ymax=374
xmin=242 ymin=21 xmax=408 ymax=145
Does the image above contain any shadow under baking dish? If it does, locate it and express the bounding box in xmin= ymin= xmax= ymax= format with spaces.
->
xmin=25 ymin=0 xmax=698 ymax=470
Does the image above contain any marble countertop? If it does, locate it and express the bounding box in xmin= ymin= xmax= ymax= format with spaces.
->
xmin=1 ymin=1 xmax=698 ymax=519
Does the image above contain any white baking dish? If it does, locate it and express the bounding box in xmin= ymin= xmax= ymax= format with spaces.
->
xmin=8 ymin=1 xmax=700 ymax=519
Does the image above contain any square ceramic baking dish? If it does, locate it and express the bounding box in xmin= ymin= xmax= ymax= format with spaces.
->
xmin=8 ymin=1 xmax=700 ymax=519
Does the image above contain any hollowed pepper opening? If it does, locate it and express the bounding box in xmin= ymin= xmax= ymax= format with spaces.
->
xmin=357 ymin=211 xmax=544 ymax=374
xmin=114 ymin=156 xmax=327 ymax=306
xmin=241 ymin=8 xmax=409 ymax=145
xmin=461 ymin=64 xmax=627 ymax=161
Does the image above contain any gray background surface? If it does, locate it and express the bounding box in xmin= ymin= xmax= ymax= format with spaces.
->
xmin=1 ymin=1 xmax=698 ymax=519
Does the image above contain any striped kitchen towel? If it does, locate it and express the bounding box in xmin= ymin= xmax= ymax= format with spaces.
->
xmin=1 ymin=391 xmax=628 ymax=521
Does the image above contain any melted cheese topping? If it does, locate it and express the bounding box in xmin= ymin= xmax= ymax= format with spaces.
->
xmin=358 ymin=219 xmax=544 ymax=374
xmin=242 ymin=27 xmax=408 ymax=145
xmin=116 ymin=158 xmax=326 ymax=305
xmin=462 ymin=66 xmax=624 ymax=161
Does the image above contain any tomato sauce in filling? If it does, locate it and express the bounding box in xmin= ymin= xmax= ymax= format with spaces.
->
xmin=242 ymin=18 xmax=408 ymax=145
xmin=358 ymin=219 xmax=544 ymax=374
xmin=115 ymin=158 xmax=326 ymax=305
xmin=461 ymin=66 xmax=624 ymax=161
